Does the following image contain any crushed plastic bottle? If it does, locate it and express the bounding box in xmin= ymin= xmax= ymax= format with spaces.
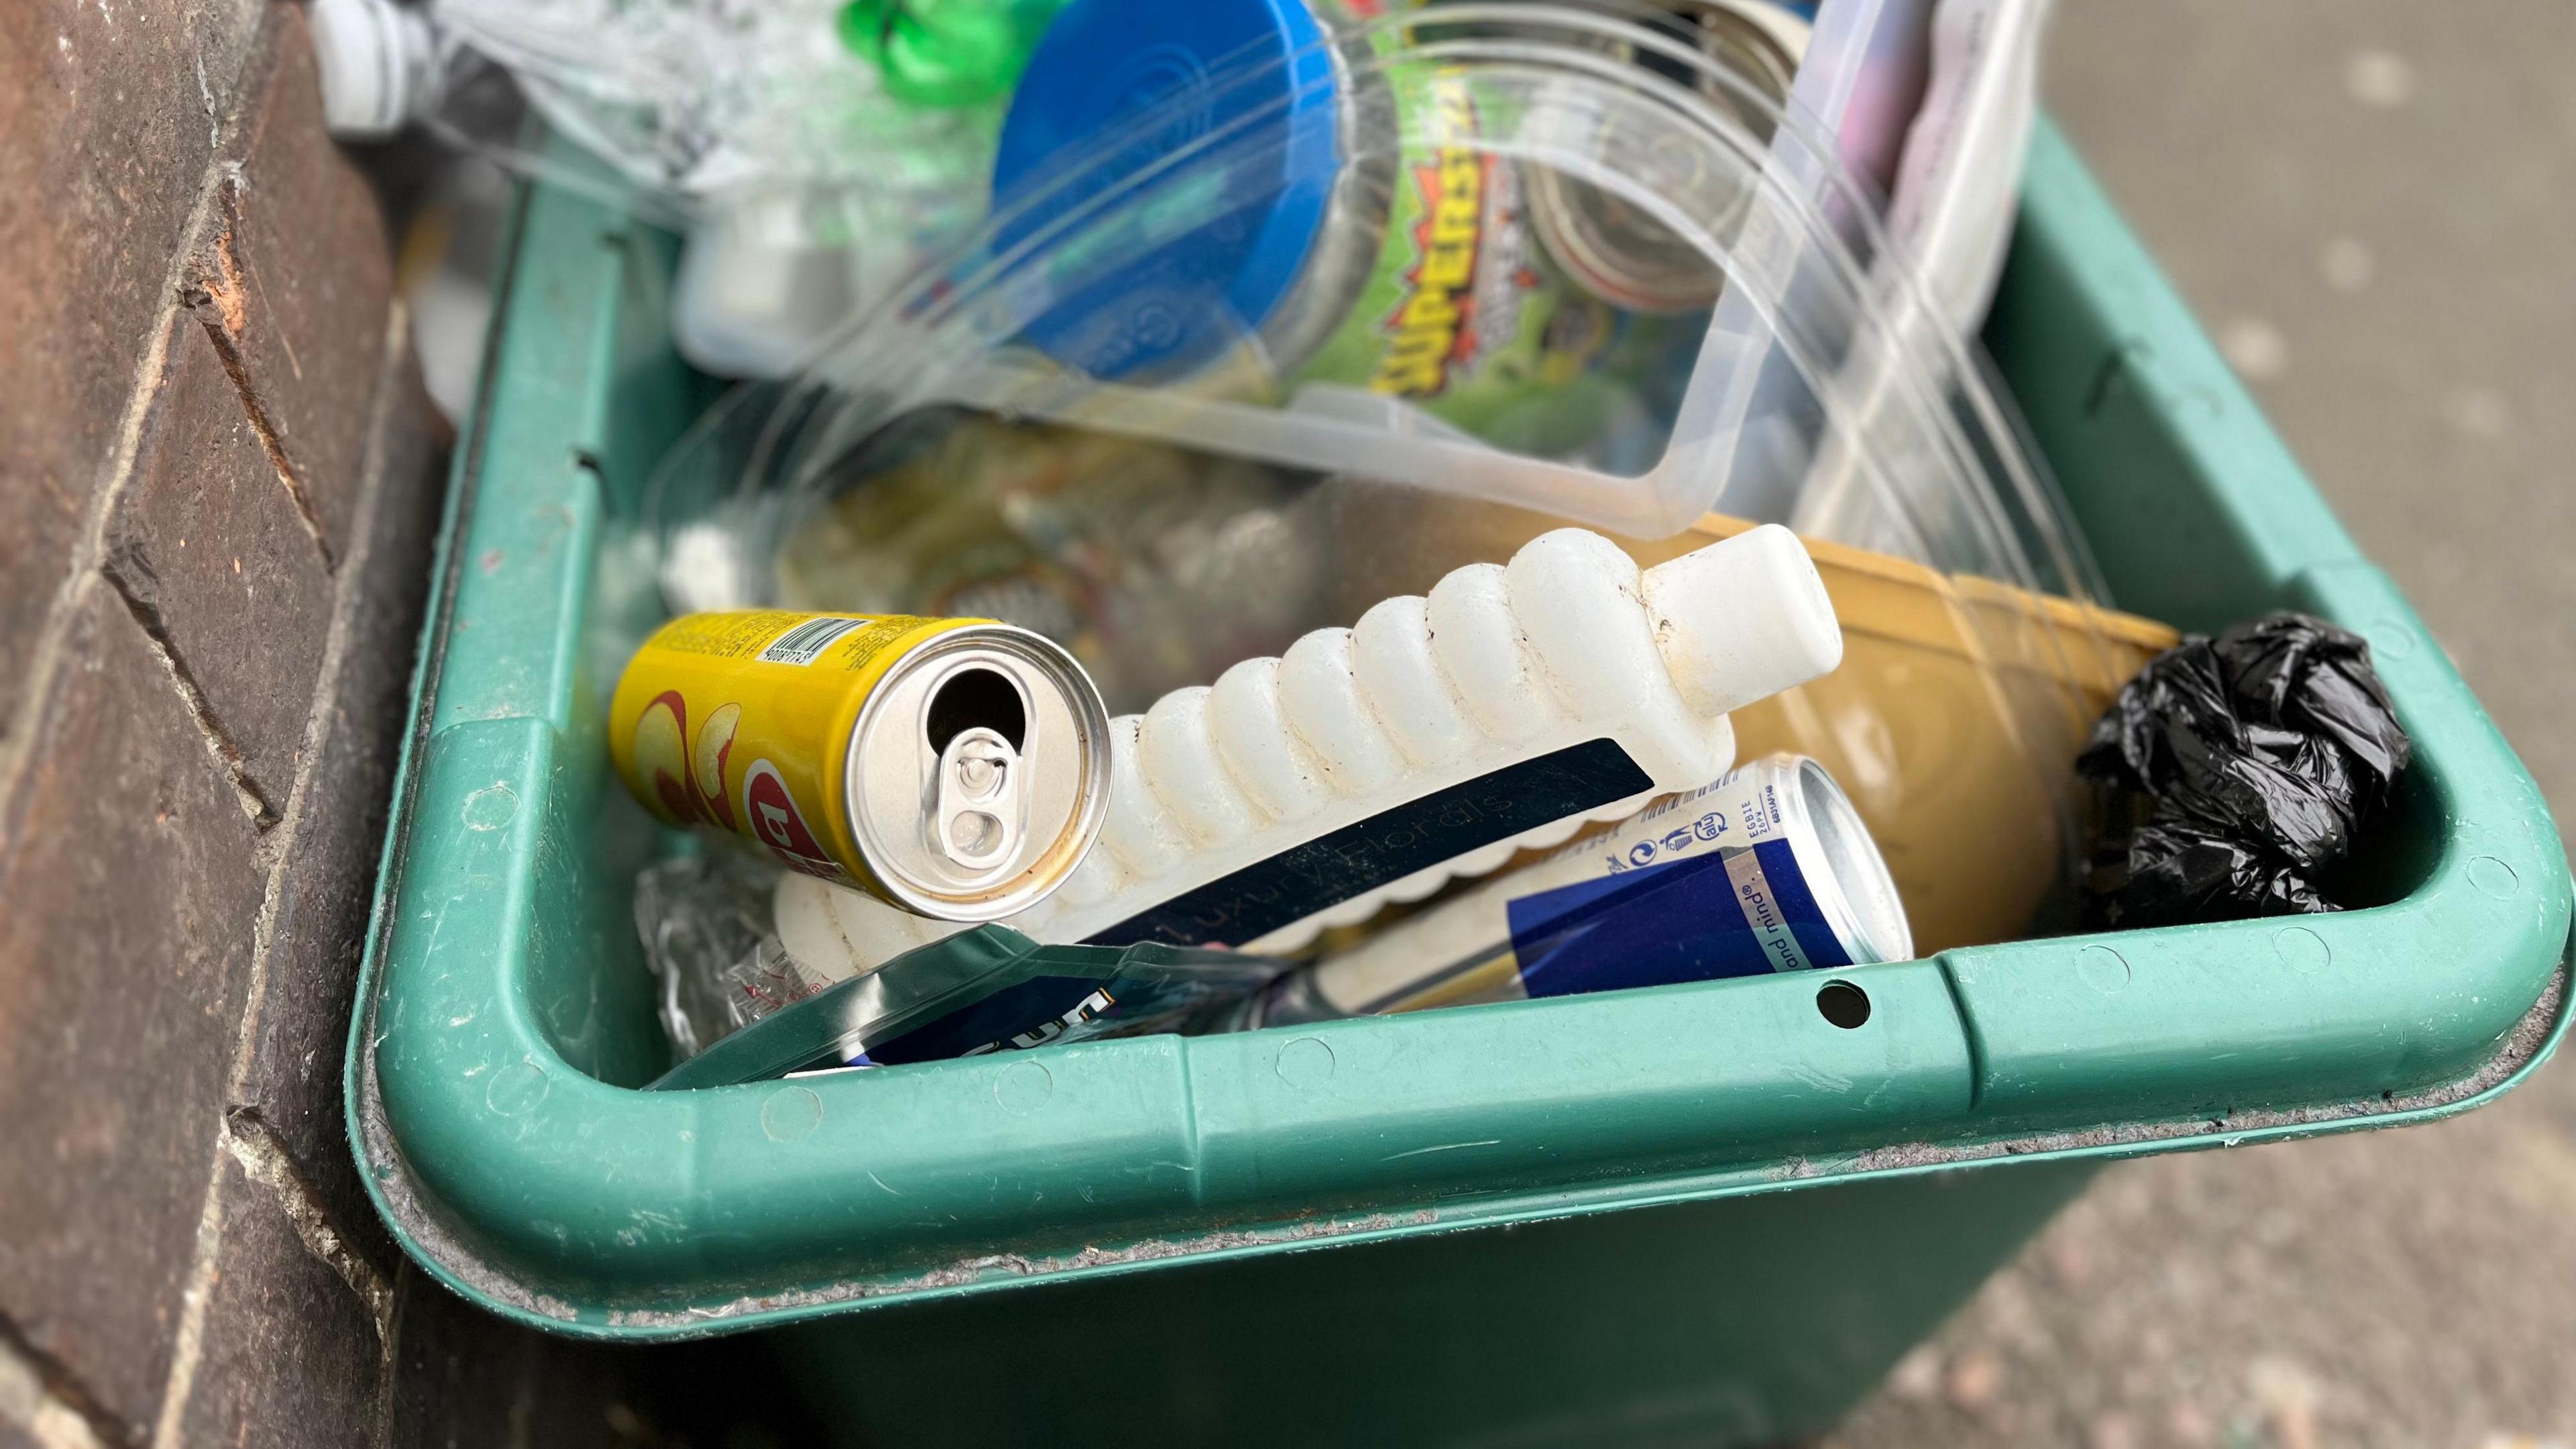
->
xmin=309 ymin=0 xmax=1046 ymax=374
xmin=310 ymin=0 xmax=1003 ymax=204
xmin=633 ymin=848 xmax=843 ymax=1059
xmin=647 ymin=925 xmax=1284 ymax=1088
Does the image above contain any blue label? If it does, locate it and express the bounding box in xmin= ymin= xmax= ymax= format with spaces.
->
xmin=1507 ymin=837 xmax=1851 ymax=999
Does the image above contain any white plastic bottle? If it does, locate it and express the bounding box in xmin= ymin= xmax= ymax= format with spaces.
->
xmin=777 ymin=523 xmax=1843 ymax=973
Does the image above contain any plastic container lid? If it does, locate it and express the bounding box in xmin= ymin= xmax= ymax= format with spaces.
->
xmin=989 ymin=0 xmax=1342 ymax=379
xmin=664 ymin=4 xmax=2104 ymax=570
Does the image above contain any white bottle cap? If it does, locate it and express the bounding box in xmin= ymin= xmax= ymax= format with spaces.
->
xmin=308 ymin=0 xmax=435 ymax=140
xmin=1643 ymin=523 xmax=1843 ymax=718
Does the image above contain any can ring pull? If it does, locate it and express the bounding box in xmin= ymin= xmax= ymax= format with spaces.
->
xmin=933 ymin=727 xmax=1022 ymax=874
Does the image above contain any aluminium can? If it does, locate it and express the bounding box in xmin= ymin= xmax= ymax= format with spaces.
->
xmin=609 ymin=610 xmax=1112 ymax=922
xmin=1523 ymin=0 xmax=1813 ymax=315
xmin=1256 ymin=753 xmax=1911 ymax=1022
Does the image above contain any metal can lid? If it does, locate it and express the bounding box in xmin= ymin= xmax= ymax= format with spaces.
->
xmin=1777 ymin=755 xmax=1914 ymax=964
xmin=991 ymin=0 xmax=1346 ymax=380
xmin=845 ymin=625 xmax=1113 ymax=920
xmin=1526 ymin=1 xmax=1808 ymax=315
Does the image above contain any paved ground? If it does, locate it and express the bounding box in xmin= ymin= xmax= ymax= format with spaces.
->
xmin=1835 ymin=3 xmax=2576 ymax=1446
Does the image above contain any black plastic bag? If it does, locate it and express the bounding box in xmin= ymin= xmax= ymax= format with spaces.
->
xmin=2078 ymin=613 xmax=2411 ymax=929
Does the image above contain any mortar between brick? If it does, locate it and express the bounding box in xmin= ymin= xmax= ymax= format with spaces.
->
xmin=184 ymin=168 xmax=339 ymax=576
xmin=97 ymin=566 xmax=278 ymax=829
xmin=219 ymin=1107 xmax=395 ymax=1346
xmin=0 ymin=1309 xmax=126 ymax=1449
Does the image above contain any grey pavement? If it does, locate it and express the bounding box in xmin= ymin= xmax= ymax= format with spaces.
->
xmin=1835 ymin=3 xmax=2576 ymax=1446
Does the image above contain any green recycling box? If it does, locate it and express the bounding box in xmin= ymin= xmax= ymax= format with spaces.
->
xmin=348 ymin=122 xmax=2570 ymax=1446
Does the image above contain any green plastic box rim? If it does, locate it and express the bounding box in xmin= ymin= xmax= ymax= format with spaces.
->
xmin=347 ymin=122 xmax=2572 ymax=1340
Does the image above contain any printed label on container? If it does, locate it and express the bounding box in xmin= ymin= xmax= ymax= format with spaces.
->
xmin=757 ymin=615 xmax=871 ymax=665
xmin=1506 ymin=837 xmax=1848 ymax=998
xmin=741 ymin=759 xmax=855 ymax=885
xmin=1290 ymin=68 xmax=1642 ymax=453
xmin=1723 ymin=845 xmax=1814 ymax=973
xmin=1085 ymin=738 xmax=1653 ymax=949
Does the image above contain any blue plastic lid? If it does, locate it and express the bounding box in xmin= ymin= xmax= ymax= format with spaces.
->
xmin=989 ymin=0 xmax=1344 ymax=379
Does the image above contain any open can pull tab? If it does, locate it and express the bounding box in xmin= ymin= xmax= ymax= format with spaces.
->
xmin=933 ymin=727 xmax=1024 ymax=875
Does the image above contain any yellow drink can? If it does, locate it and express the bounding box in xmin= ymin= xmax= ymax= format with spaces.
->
xmin=609 ymin=610 xmax=1112 ymax=922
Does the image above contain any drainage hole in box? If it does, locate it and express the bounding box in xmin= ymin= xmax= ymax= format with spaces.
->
xmin=1816 ymin=980 xmax=1871 ymax=1029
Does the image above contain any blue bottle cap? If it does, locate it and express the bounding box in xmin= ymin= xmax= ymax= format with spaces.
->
xmin=990 ymin=0 xmax=1343 ymax=380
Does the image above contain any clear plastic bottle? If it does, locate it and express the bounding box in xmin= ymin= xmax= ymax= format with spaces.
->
xmin=307 ymin=0 xmax=1056 ymax=374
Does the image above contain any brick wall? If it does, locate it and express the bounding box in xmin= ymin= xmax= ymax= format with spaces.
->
xmin=0 ymin=6 xmax=807 ymax=1446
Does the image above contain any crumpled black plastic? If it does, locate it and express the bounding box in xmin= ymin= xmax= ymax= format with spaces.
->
xmin=2077 ymin=613 xmax=2411 ymax=929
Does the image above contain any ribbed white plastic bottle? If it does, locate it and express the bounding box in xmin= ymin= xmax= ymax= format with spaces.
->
xmin=777 ymin=523 xmax=1843 ymax=973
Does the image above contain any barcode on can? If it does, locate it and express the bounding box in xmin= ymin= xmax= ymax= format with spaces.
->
xmin=758 ymin=616 xmax=869 ymax=666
